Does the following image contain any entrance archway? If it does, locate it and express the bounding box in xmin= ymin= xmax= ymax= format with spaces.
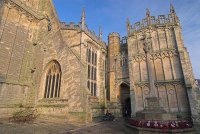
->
xmin=119 ymin=83 xmax=131 ymax=117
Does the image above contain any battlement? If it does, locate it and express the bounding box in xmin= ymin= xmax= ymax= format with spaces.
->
xmin=84 ymin=24 xmax=106 ymax=46
xmin=108 ymin=32 xmax=120 ymax=38
xmin=127 ymin=5 xmax=179 ymax=36
xmin=60 ymin=22 xmax=81 ymax=30
xmin=134 ymin=14 xmax=178 ymax=31
xmin=60 ymin=22 xmax=106 ymax=48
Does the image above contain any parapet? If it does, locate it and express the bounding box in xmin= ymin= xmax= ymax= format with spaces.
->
xmin=60 ymin=22 xmax=106 ymax=48
xmin=127 ymin=7 xmax=180 ymax=36
xmin=108 ymin=32 xmax=120 ymax=38
xmin=108 ymin=32 xmax=121 ymax=47
xmin=60 ymin=22 xmax=81 ymax=30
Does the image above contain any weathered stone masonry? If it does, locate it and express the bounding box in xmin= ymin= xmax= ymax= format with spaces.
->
xmin=0 ymin=0 xmax=106 ymax=122
xmin=125 ymin=6 xmax=200 ymax=123
xmin=0 ymin=0 xmax=199 ymax=124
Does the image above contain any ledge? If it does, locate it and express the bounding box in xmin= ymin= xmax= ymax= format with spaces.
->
xmin=36 ymin=98 xmax=68 ymax=108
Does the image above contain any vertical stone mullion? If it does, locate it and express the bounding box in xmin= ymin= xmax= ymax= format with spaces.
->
xmin=54 ymin=73 xmax=59 ymax=97
xmin=55 ymin=73 xmax=59 ymax=97
xmin=44 ymin=75 xmax=49 ymax=98
xmin=50 ymin=74 xmax=55 ymax=98
xmin=53 ymin=73 xmax=58 ymax=97
xmin=49 ymin=73 xmax=53 ymax=98
xmin=47 ymin=75 xmax=52 ymax=98
xmin=57 ymin=73 xmax=61 ymax=97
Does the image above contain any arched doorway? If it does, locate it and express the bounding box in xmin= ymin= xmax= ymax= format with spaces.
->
xmin=119 ymin=83 xmax=131 ymax=117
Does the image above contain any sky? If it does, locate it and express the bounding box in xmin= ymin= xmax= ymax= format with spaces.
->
xmin=53 ymin=0 xmax=200 ymax=79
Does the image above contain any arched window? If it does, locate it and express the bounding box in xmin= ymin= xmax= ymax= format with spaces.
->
xmin=44 ymin=61 xmax=61 ymax=98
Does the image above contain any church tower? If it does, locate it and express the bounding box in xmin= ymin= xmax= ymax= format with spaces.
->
xmin=126 ymin=4 xmax=199 ymax=122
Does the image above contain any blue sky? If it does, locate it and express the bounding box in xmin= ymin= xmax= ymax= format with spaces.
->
xmin=53 ymin=0 xmax=200 ymax=79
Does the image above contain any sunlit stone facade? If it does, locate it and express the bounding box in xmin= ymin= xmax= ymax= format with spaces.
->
xmin=0 ymin=0 xmax=199 ymax=123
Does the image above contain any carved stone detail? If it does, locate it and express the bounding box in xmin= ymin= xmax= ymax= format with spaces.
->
xmin=127 ymin=7 xmax=180 ymax=36
xmin=131 ymin=48 xmax=178 ymax=62
xmin=135 ymin=79 xmax=184 ymax=88
xmin=151 ymin=49 xmax=178 ymax=60
xmin=155 ymin=80 xmax=184 ymax=87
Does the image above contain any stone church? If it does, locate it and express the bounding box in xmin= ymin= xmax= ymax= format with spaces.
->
xmin=0 ymin=0 xmax=200 ymax=123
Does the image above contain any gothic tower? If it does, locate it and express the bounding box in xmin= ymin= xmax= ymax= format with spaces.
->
xmin=108 ymin=32 xmax=131 ymax=116
xmin=127 ymin=4 xmax=199 ymax=121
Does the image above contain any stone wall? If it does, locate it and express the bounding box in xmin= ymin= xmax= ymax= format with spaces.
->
xmin=128 ymin=25 xmax=190 ymax=114
xmin=0 ymin=83 xmax=29 ymax=108
xmin=0 ymin=0 xmax=90 ymax=122
xmin=0 ymin=0 xmax=197 ymax=124
xmin=174 ymin=26 xmax=200 ymax=124
xmin=34 ymin=0 xmax=87 ymax=117
xmin=0 ymin=0 xmax=43 ymax=113
xmin=0 ymin=1 xmax=4 ymax=23
xmin=60 ymin=15 xmax=107 ymax=118
xmin=107 ymin=33 xmax=130 ymax=117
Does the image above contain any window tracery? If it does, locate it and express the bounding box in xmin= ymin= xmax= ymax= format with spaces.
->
xmin=44 ymin=61 xmax=61 ymax=98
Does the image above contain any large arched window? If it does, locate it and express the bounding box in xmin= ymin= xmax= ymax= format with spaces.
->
xmin=44 ymin=60 xmax=61 ymax=98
